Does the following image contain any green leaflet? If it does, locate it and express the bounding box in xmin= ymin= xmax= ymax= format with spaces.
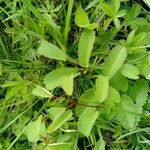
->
xmin=47 ymin=110 xmax=72 ymax=133
xmin=78 ymin=30 xmax=95 ymax=67
xmin=111 ymin=0 xmax=120 ymax=14
xmin=38 ymin=40 xmax=66 ymax=61
xmin=116 ymin=95 xmax=136 ymax=129
xmin=104 ymin=86 xmax=120 ymax=107
xmin=117 ymin=10 xmax=126 ymax=18
xmin=101 ymin=3 xmax=115 ymax=17
xmin=127 ymin=30 xmax=136 ymax=45
xmin=79 ymin=88 xmax=97 ymax=103
xmin=32 ymin=85 xmax=53 ymax=98
xmin=61 ymin=74 xmax=73 ymax=96
xmin=27 ymin=115 xmax=46 ymax=142
xmin=121 ymin=63 xmax=140 ymax=79
xmin=48 ymin=107 xmax=66 ymax=120
xmin=95 ymin=75 xmax=109 ymax=103
xmin=77 ymin=108 xmax=99 ymax=137
xmin=110 ymin=72 xmax=128 ymax=92
xmin=114 ymin=17 xmax=121 ymax=29
xmin=36 ymin=143 xmax=73 ymax=150
xmin=44 ymin=68 xmax=79 ymax=95
xmin=75 ymin=3 xmax=97 ymax=29
xmin=75 ymin=3 xmax=89 ymax=27
xmin=102 ymin=45 xmax=127 ymax=78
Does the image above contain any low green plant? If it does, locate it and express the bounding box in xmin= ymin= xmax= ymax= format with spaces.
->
xmin=0 ymin=0 xmax=150 ymax=149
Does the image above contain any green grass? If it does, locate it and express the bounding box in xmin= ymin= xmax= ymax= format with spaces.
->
xmin=0 ymin=0 xmax=150 ymax=149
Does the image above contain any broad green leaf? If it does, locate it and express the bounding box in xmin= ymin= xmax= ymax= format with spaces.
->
xmin=110 ymin=72 xmax=128 ymax=92
xmin=116 ymin=95 xmax=136 ymax=129
xmin=79 ymin=88 xmax=97 ymax=103
xmin=95 ymin=75 xmax=109 ymax=103
xmin=77 ymin=108 xmax=98 ymax=137
xmin=75 ymin=4 xmax=90 ymax=27
xmin=111 ymin=0 xmax=120 ymax=14
xmin=101 ymin=3 xmax=115 ymax=17
xmin=38 ymin=40 xmax=66 ymax=61
xmin=47 ymin=110 xmax=72 ymax=133
xmin=117 ymin=10 xmax=126 ymax=18
xmin=78 ymin=30 xmax=95 ymax=67
xmin=36 ymin=143 xmax=73 ymax=150
xmin=32 ymin=85 xmax=53 ymax=98
xmin=61 ymin=74 xmax=73 ymax=96
xmin=48 ymin=107 xmax=66 ymax=120
xmin=44 ymin=68 xmax=79 ymax=95
xmin=121 ymin=64 xmax=139 ymax=79
xmin=102 ymin=45 xmax=127 ymax=78
xmin=114 ymin=17 xmax=121 ymax=29
xmin=27 ymin=115 xmax=46 ymax=142
xmin=127 ymin=30 xmax=135 ymax=45
xmin=104 ymin=86 xmax=120 ymax=107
